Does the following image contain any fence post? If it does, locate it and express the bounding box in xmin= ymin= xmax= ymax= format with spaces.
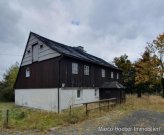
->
xmin=99 ymin=101 xmax=101 ymax=113
xmin=108 ymin=100 xmax=109 ymax=111
xmin=3 ymin=109 xmax=9 ymax=128
xmin=85 ymin=104 xmax=88 ymax=116
xmin=69 ymin=105 xmax=71 ymax=116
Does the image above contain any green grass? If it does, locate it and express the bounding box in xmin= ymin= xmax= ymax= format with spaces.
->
xmin=0 ymin=103 xmax=87 ymax=131
xmin=0 ymin=95 xmax=163 ymax=131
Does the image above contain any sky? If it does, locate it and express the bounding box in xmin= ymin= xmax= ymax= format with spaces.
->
xmin=0 ymin=0 xmax=164 ymax=80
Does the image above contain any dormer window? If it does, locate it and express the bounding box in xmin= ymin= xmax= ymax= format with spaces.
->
xmin=40 ymin=45 xmax=43 ymax=49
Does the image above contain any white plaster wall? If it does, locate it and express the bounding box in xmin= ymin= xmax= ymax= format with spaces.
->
xmin=15 ymin=88 xmax=100 ymax=112
xmin=60 ymin=88 xmax=99 ymax=110
xmin=15 ymin=89 xmax=58 ymax=111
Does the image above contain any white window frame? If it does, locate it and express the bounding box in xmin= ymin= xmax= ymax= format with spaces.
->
xmin=111 ymin=72 xmax=114 ymax=78
xmin=101 ymin=69 xmax=105 ymax=78
xmin=72 ymin=63 xmax=78 ymax=74
xmin=26 ymin=67 xmax=30 ymax=77
xmin=84 ymin=65 xmax=89 ymax=75
xmin=117 ymin=73 xmax=119 ymax=79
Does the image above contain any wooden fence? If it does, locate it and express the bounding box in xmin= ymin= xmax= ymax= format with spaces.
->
xmin=70 ymin=98 xmax=118 ymax=116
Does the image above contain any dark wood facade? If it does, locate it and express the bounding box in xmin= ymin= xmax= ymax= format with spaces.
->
xmin=60 ymin=57 xmax=122 ymax=87
xmin=15 ymin=57 xmax=60 ymax=89
xmin=99 ymin=88 xmax=125 ymax=103
xmin=15 ymin=56 xmax=122 ymax=89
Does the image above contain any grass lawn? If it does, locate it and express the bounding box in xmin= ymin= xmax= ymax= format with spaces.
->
xmin=0 ymin=95 xmax=163 ymax=132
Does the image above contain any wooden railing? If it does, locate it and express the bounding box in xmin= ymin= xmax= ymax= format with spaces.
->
xmin=70 ymin=98 xmax=118 ymax=116
xmin=83 ymin=98 xmax=117 ymax=115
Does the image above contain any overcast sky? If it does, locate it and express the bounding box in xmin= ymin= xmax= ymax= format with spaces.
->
xmin=0 ymin=0 xmax=164 ymax=80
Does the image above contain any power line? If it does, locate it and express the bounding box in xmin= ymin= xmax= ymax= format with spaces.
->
xmin=0 ymin=53 xmax=22 ymax=57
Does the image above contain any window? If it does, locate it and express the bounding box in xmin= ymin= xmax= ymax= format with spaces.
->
xmin=84 ymin=65 xmax=89 ymax=75
xmin=95 ymin=89 xmax=98 ymax=97
xmin=27 ymin=50 xmax=31 ymax=54
xmin=101 ymin=69 xmax=105 ymax=77
xmin=77 ymin=90 xmax=82 ymax=98
xmin=72 ymin=63 xmax=78 ymax=74
xmin=26 ymin=67 xmax=30 ymax=77
xmin=40 ymin=44 xmax=43 ymax=49
xmin=111 ymin=72 xmax=114 ymax=78
xmin=117 ymin=73 xmax=119 ymax=79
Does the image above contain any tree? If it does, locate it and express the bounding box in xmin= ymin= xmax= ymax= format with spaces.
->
xmin=135 ymin=49 xmax=160 ymax=96
xmin=113 ymin=54 xmax=135 ymax=93
xmin=0 ymin=62 xmax=19 ymax=101
xmin=147 ymin=33 xmax=164 ymax=97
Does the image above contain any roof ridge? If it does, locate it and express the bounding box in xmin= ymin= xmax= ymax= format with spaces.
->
xmin=30 ymin=32 xmax=120 ymax=70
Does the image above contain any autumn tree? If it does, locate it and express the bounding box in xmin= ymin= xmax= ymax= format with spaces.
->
xmin=135 ymin=49 xmax=160 ymax=97
xmin=113 ymin=54 xmax=135 ymax=93
xmin=147 ymin=33 xmax=164 ymax=97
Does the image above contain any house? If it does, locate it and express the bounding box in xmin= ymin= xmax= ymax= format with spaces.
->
xmin=14 ymin=32 xmax=125 ymax=112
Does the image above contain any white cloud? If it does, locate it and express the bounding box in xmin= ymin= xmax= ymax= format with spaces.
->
xmin=0 ymin=0 xmax=164 ymax=80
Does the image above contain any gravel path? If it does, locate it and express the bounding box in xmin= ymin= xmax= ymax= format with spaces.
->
xmin=50 ymin=110 xmax=164 ymax=135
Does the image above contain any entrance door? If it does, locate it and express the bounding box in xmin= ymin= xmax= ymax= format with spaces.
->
xmin=32 ymin=44 xmax=38 ymax=62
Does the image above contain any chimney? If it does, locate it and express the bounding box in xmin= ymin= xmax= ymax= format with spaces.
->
xmin=76 ymin=46 xmax=84 ymax=51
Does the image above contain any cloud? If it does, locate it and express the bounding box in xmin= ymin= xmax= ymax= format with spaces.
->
xmin=0 ymin=0 xmax=164 ymax=80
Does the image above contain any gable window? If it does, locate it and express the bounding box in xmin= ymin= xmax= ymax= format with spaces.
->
xmin=111 ymin=72 xmax=114 ymax=78
xmin=84 ymin=65 xmax=89 ymax=75
xmin=26 ymin=67 xmax=30 ymax=77
xmin=117 ymin=73 xmax=119 ymax=79
xmin=101 ymin=69 xmax=105 ymax=78
xmin=27 ymin=50 xmax=31 ymax=54
xmin=40 ymin=44 xmax=43 ymax=49
xmin=77 ymin=89 xmax=82 ymax=99
xmin=72 ymin=63 xmax=78 ymax=74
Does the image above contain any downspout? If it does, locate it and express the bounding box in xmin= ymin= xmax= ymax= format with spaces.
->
xmin=58 ymin=55 xmax=63 ymax=113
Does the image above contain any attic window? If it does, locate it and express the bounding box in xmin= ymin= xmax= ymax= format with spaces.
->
xmin=101 ymin=69 xmax=105 ymax=78
xmin=27 ymin=50 xmax=31 ymax=54
xmin=40 ymin=45 xmax=43 ymax=49
xmin=26 ymin=67 xmax=30 ymax=77
xmin=84 ymin=65 xmax=89 ymax=75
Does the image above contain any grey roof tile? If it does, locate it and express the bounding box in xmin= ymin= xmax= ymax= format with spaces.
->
xmin=31 ymin=32 xmax=119 ymax=70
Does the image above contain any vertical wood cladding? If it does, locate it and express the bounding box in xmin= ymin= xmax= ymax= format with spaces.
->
xmin=60 ymin=57 xmax=122 ymax=87
xmin=15 ymin=56 xmax=122 ymax=89
xmin=15 ymin=57 xmax=60 ymax=89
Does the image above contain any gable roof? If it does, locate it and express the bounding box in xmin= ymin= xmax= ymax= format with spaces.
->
xmin=31 ymin=32 xmax=120 ymax=70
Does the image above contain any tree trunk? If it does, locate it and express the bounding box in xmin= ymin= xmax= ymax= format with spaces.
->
xmin=137 ymin=88 xmax=141 ymax=98
xmin=162 ymin=78 xmax=164 ymax=98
